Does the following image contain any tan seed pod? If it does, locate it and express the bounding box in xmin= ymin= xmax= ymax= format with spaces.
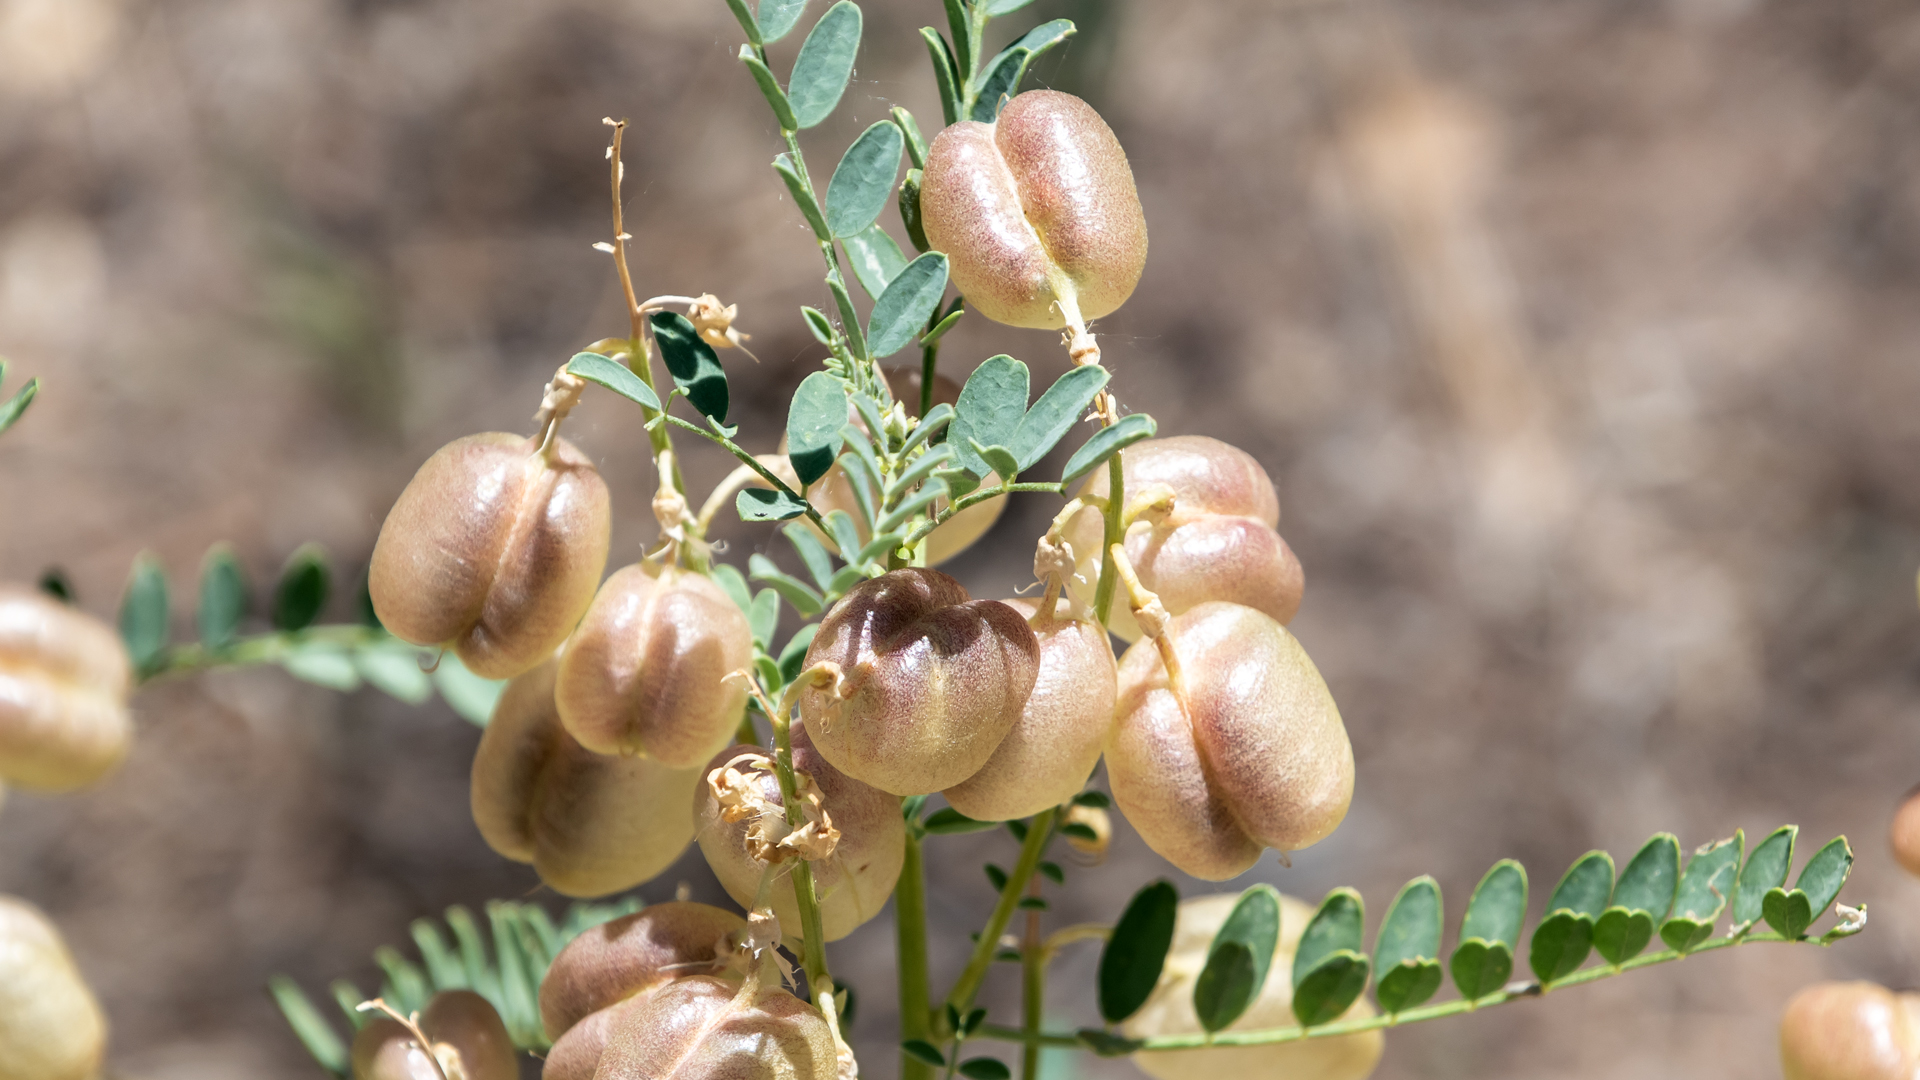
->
xmin=0 ymin=896 xmax=107 ymax=1080
xmin=370 ymin=433 xmax=611 ymax=680
xmin=1779 ymin=981 xmax=1920 ymax=1080
xmin=541 ymin=994 xmax=645 ymax=1080
xmin=943 ymin=599 xmax=1117 ymax=821
xmin=921 ymin=90 xmax=1148 ymax=329
xmin=539 ymin=902 xmax=752 ymax=1040
xmin=1123 ymin=893 xmax=1382 ymax=1080
xmin=798 ymin=568 xmax=1039 ymax=796
xmin=350 ymin=991 xmax=518 ymax=1080
xmin=1890 ymin=786 xmax=1920 ymax=879
xmin=471 ymin=658 xmax=700 ymax=897
xmin=695 ymin=724 xmax=904 ymax=941
xmin=591 ymin=975 xmax=838 ymax=1080
xmin=1107 ymin=602 xmax=1353 ymax=880
xmin=555 ymin=562 xmax=752 ymax=766
xmin=0 ymin=585 xmax=133 ymax=792
xmin=1066 ymin=436 xmax=1302 ymax=642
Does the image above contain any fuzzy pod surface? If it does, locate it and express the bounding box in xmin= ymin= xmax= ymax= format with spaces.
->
xmin=587 ymin=976 xmax=839 ymax=1080
xmin=350 ymin=991 xmax=517 ymax=1080
xmin=370 ymin=433 xmax=610 ymax=680
xmin=0 ymin=585 xmax=132 ymax=791
xmin=0 ymin=896 xmax=107 ymax=1080
xmin=1779 ymin=981 xmax=1920 ymax=1080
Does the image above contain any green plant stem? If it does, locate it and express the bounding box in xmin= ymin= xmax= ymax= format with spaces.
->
xmin=902 ymin=483 xmax=1066 ymax=547
xmin=655 ymin=413 xmax=828 ymax=529
xmin=979 ymin=930 xmax=1820 ymax=1053
xmin=898 ymin=828 xmax=936 ymax=1080
xmin=941 ymin=808 xmax=1058 ymax=1031
xmin=137 ymin=624 xmax=394 ymax=685
xmin=1091 ymin=455 xmax=1124 ymax=625
xmin=779 ymin=129 xmax=879 ymax=387
xmin=920 ymin=335 xmax=939 ymax=418
xmin=768 ymin=704 xmax=833 ymax=1002
xmin=1020 ymin=885 xmax=1045 ymax=1080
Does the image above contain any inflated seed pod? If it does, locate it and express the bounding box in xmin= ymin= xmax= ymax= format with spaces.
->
xmin=1779 ymin=981 xmax=1920 ymax=1080
xmin=555 ymin=562 xmax=751 ymax=767
xmin=921 ymin=90 xmax=1148 ymax=329
xmin=591 ymin=976 xmax=838 ymax=1080
xmin=350 ymin=990 xmax=517 ymax=1080
xmin=1123 ymin=893 xmax=1382 ymax=1080
xmin=370 ymin=433 xmax=610 ymax=680
xmin=798 ymin=568 xmax=1039 ymax=796
xmin=0 ymin=585 xmax=133 ymax=792
xmin=1065 ymin=436 xmax=1303 ymax=642
xmin=1107 ymin=602 xmax=1352 ymax=880
xmin=695 ymin=725 xmax=904 ymax=941
xmin=539 ymin=902 xmax=753 ymax=1041
xmin=471 ymin=658 xmax=700 ymax=897
xmin=0 ymin=896 xmax=107 ymax=1080
xmin=1891 ymin=786 xmax=1920 ymax=878
xmin=942 ymin=598 xmax=1116 ymax=821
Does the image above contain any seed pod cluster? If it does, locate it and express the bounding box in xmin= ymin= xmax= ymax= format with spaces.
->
xmin=1123 ymin=893 xmax=1382 ymax=1080
xmin=695 ymin=723 xmax=904 ymax=941
xmin=371 ymin=433 xmax=611 ymax=680
xmin=471 ymin=658 xmax=700 ymax=898
xmin=350 ymin=990 xmax=516 ymax=1080
xmin=0 ymin=585 xmax=133 ymax=793
xmin=922 ymin=90 xmax=1148 ymax=329
xmin=1107 ymin=602 xmax=1353 ymax=880
xmin=1065 ymin=436 xmax=1304 ymax=642
xmin=557 ymin=561 xmax=752 ymax=767
xmin=1779 ymin=981 xmax=1920 ymax=1080
xmin=0 ymin=896 xmax=107 ymax=1080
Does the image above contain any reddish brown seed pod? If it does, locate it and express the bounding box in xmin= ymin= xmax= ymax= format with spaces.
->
xmin=942 ymin=599 xmax=1116 ymax=822
xmin=589 ymin=976 xmax=838 ymax=1080
xmin=350 ymin=991 xmax=518 ymax=1080
xmin=1066 ymin=436 xmax=1304 ymax=642
xmin=0 ymin=896 xmax=106 ymax=1080
xmin=370 ymin=433 xmax=611 ymax=680
xmin=798 ymin=568 xmax=1039 ymax=796
xmin=921 ymin=90 xmax=1149 ymax=330
xmin=694 ymin=724 xmax=904 ymax=941
xmin=1123 ymin=894 xmax=1382 ymax=1080
xmin=1890 ymin=786 xmax=1920 ymax=878
xmin=1779 ymin=981 xmax=1920 ymax=1080
xmin=471 ymin=658 xmax=700 ymax=897
xmin=539 ymin=902 xmax=753 ymax=1044
xmin=0 ymin=585 xmax=133 ymax=792
xmin=1107 ymin=602 xmax=1353 ymax=880
xmin=555 ymin=562 xmax=752 ymax=767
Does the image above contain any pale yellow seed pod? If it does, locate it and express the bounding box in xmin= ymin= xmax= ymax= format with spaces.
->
xmin=0 ymin=585 xmax=133 ymax=792
xmin=922 ymin=90 xmax=1148 ymax=329
xmin=943 ymin=598 xmax=1116 ymax=821
xmin=471 ymin=658 xmax=700 ymax=897
xmin=350 ymin=991 xmax=518 ymax=1080
xmin=1065 ymin=436 xmax=1303 ymax=643
xmin=370 ymin=433 xmax=611 ymax=680
xmin=555 ymin=562 xmax=752 ymax=767
xmin=591 ymin=976 xmax=838 ymax=1080
xmin=1107 ymin=603 xmax=1353 ymax=880
xmin=0 ymin=896 xmax=107 ymax=1080
xmin=1890 ymin=786 xmax=1920 ymax=879
xmin=1124 ymin=894 xmax=1382 ymax=1080
xmin=1779 ymin=981 xmax=1920 ymax=1080
xmin=798 ymin=568 xmax=1038 ymax=796
xmin=694 ymin=725 xmax=904 ymax=941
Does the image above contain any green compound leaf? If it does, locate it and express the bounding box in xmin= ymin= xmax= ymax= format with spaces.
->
xmin=749 ymin=553 xmax=824 ymax=617
xmin=801 ymin=306 xmax=835 ymax=345
xmin=782 ymin=523 xmax=836 ymax=591
xmin=1008 ymin=365 xmax=1108 ymax=472
xmin=1076 ymin=1029 xmax=1144 ymax=1057
xmin=773 ymin=153 xmax=831 ymax=242
xmin=843 ymin=222 xmax=908 ymax=301
xmin=778 ymin=622 xmax=819 ymax=684
xmin=1451 ymin=859 xmax=1526 ymax=1000
xmin=898 ymin=167 xmax=929 ymax=252
xmin=567 ymin=351 xmax=662 ymax=412
xmin=355 ymin=639 xmax=433 ymax=705
xmin=1762 ymin=889 xmax=1813 ymax=941
xmin=967 ymin=19 xmax=1076 ymax=122
xmin=1292 ymin=888 xmax=1367 ymax=1026
xmin=958 ymin=1058 xmax=1010 ymax=1080
xmin=826 ymin=121 xmax=905 ymax=239
xmin=920 ymin=27 xmax=963 ymax=126
xmin=821 ymin=510 xmax=862 ymax=559
xmin=758 ymin=0 xmax=809 ymax=42
xmin=724 ymin=0 xmax=762 ymax=46
xmin=942 ymin=0 xmax=973 ymax=77
xmin=269 ymin=977 xmax=349 ymax=1077
xmin=272 ymin=544 xmax=331 ymax=632
xmin=1591 ymin=909 xmax=1655 ymax=967
xmin=1194 ymin=884 xmax=1281 ymax=1033
xmin=922 ymin=807 xmax=997 ymax=835
xmin=1528 ymin=850 xmax=1614 ymax=984
xmin=968 ymin=441 xmax=1019 ymax=485
xmin=650 ymin=311 xmax=729 ymax=422
xmin=0 ymin=375 xmax=37 ymax=435
xmin=892 ymin=105 xmax=928 ymax=168
xmin=1098 ymin=879 xmax=1178 ymax=1024
xmin=119 ymin=553 xmax=170 ymax=673
xmin=1660 ymin=831 xmax=1743 ymax=953
xmin=984 ymin=0 xmax=1039 ymax=12
xmin=1373 ymin=876 xmax=1443 ymax=1013
xmin=1061 ymin=413 xmax=1155 ymax=484
xmin=1732 ymin=825 xmax=1797 ymax=932
xmin=738 ymin=46 xmax=798 ymax=131
xmin=710 ymin=562 xmax=753 ymax=614
xmin=787 ymin=371 xmax=849 ymax=487
xmin=788 ymin=1 xmax=861 ymax=129
xmin=432 ymin=653 xmax=505 ymax=726
xmin=1613 ymin=832 xmax=1682 ymax=921
xmin=867 ymin=252 xmax=949 ymax=358
xmin=283 ymin=642 xmax=360 ymax=692
xmin=950 ymin=355 xmax=1029 ymax=478
xmin=1764 ymin=836 xmax=1854 ymax=939
xmin=748 ymin=588 xmax=779 ymax=650
xmin=920 ymin=304 xmax=964 ymax=347
xmin=1293 ymin=952 xmax=1370 ymax=1027
xmin=903 ymin=1039 xmax=946 ymax=1067
xmin=196 ymin=544 xmax=248 ymax=649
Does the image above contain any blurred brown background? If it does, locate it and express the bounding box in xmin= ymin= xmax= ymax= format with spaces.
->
xmin=3 ymin=0 xmax=1919 ymax=1076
